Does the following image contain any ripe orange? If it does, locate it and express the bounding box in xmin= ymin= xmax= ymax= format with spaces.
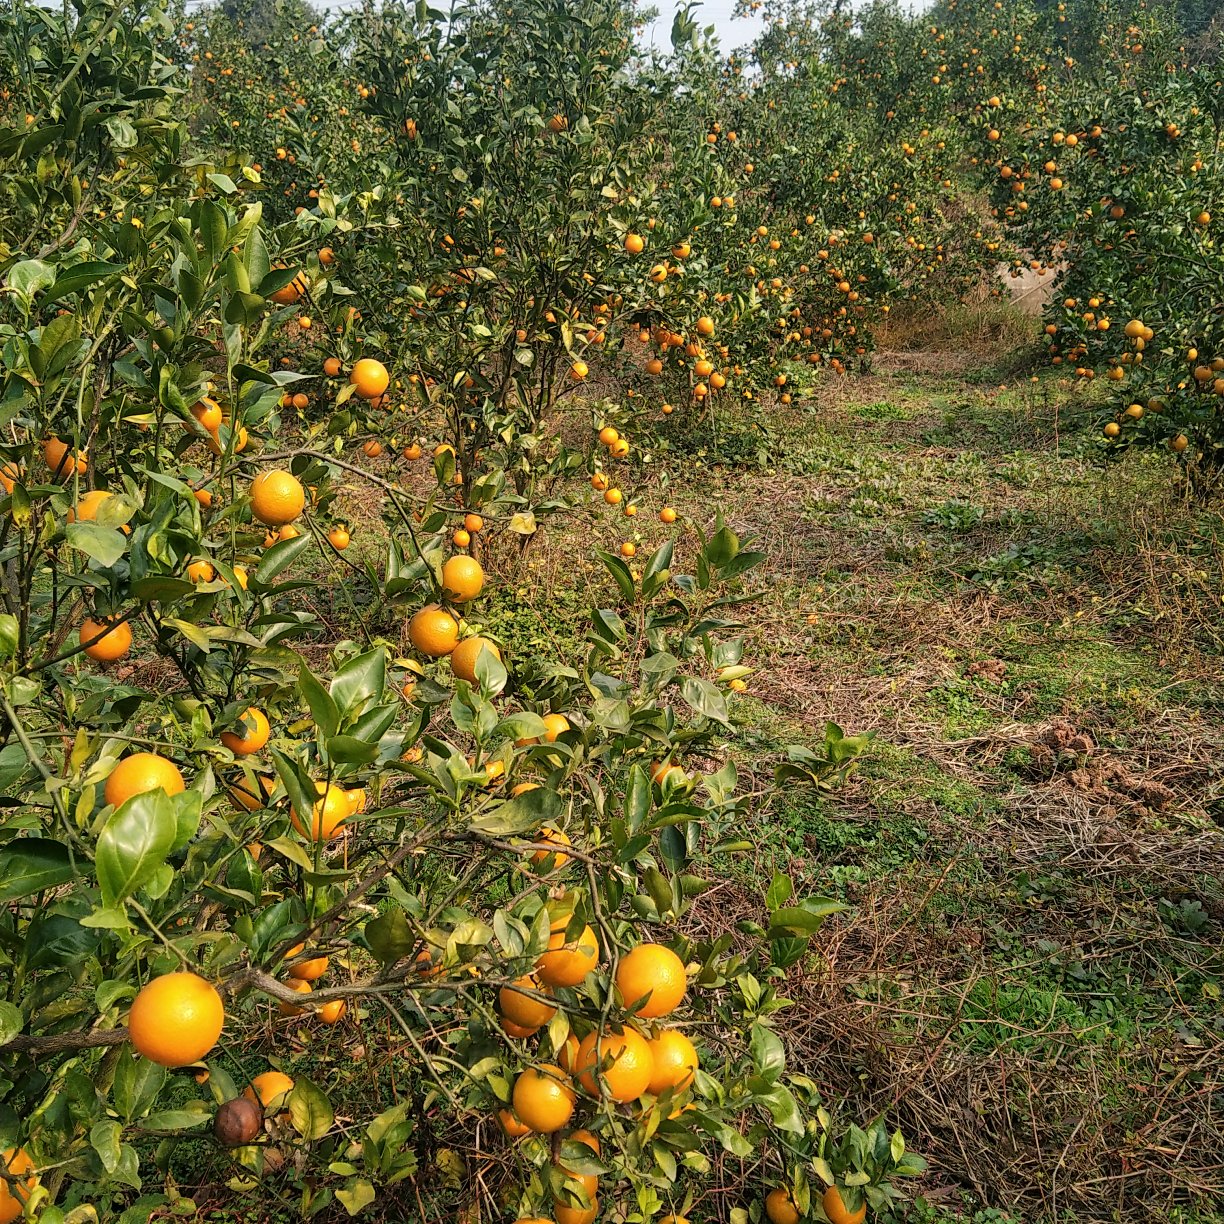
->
xmin=323 ymin=356 xmax=342 ymax=377
xmin=279 ymin=977 xmax=313 ymax=1015
xmin=451 ymin=636 xmax=501 ymax=683
xmin=362 ymin=439 xmax=383 ymax=458
xmin=646 ymin=1028 xmax=698 ymax=1095
xmin=615 ymin=943 xmax=687 ymax=1018
xmin=570 ymin=361 xmax=589 ymax=381
xmin=823 ymin=1186 xmax=866 ymax=1224
xmin=250 ymin=470 xmax=305 ymax=526
xmin=542 ymin=713 xmax=570 ymax=742
xmin=350 ymin=358 xmax=390 ymax=400
xmin=499 ymin=1108 xmax=532 ymax=1138
xmin=696 ymin=315 xmax=715 ymax=337
xmin=80 ymin=616 xmax=132 ymax=662
xmin=292 ymin=782 xmax=349 ymax=840
xmin=575 ymin=1027 xmax=654 ymax=1102
xmin=660 ymin=507 xmax=677 ymax=523
xmin=531 ymin=827 xmax=571 ymax=868
xmin=501 ymin=1015 xmax=540 ymax=1039
xmin=624 ymin=233 xmax=644 ymax=254
xmin=104 ymin=752 xmax=185 ymax=808
xmin=764 ymin=1189 xmax=799 ymax=1224
xmin=603 ymin=488 xmax=622 ymax=506
xmin=555 ymin=1199 xmax=597 ymax=1224
xmin=463 ymin=512 xmax=484 ymax=533
xmin=221 ymin=707 xmax=270 ymax=755
xmin=269 ymin=270 xmax=307 ymax=305
xmin=318 ymin=999 xmax=347 ymax=1024
xmin=191 ymin=398 xmax=223 ymax=433
xmin=598 ymin=426 xmax=619 ymax=446
xmin=43 ymin=436 xmax=87 ymax=481
xmin=512 ymin=1064 xmax=575 ymax=1133
xmin=499 ymin=976 xmax=557 ymax=1030
xmin=244 ymin=1070 xmax=295 ymax=1110
xmin=328 ymin=525 xmax=351 ymax=550
xmin=536 ymin=920 xmax=598 ymax=987
xmin=287 ymin=954 xmax=328 ymax=982
xmin=67 ymin=489 xmax=118 ymax=525
xmin=187 ymin=558 xmax=215 ymax=583
xmin=453 ymin=528 xmax=472 ymax=548
xmin=441 ymin=555 xmax=484 ymax=602
xmin=409 ymin=605 xmax=460 ymax=656
xmin=128 ymin=972 xmax=224 ymax=1067
xmin=0 ymin=1149 xmax=36 ymax=1224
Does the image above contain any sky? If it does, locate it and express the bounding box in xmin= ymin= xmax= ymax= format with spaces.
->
xmin=640 ymin=0 xmax=767 ymax=53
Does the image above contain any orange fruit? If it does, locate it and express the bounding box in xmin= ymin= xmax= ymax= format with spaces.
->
xmin=453 ymin=528 xmax=471 ymax=548
xmin=328 ymin=525 xmax=351 ymax=550
xmin=43 ymin=436 xmax=87 ymax=481
xmin=191 ymin=398 xmax=223 ymax=432
xmin=350 ymin=358 xmax=390 ymax=400
xmin=287 ymin=955 xmax=328 ymax=982
xmin=463 ymin=512 xmax=484 ymax=533
xmin=575 ymin=1027 xmax=654 ymax=1102
xmin=555 ymin=1200 xmax=597 ymax=1224
xmin=318 ymin=998 xmax=347 ymax=1024
xmin=512 ymin=1064 xmax=575 ymax=1133
xmin=823 ymin=1186 xmax=866 ymax=1224
xmin=318 ymin=246 xmax=335 ymax=264
xmin=229 ymin=773 xmax=275 ymax=812
xmin=268 ymin=270 xmax=307 ymax=305
xmin=250 ymin=470 xmax=305 ymax=526
xmin=624 ymin=233 xmax=644 ymax=254
xmin=557 ymin=1033 xmax=581 ymax=1072
xmin=187 ymin=558 xmax=215 ymax=583
xmin=764 ymin=1189 xmax=799 ymax=1224
xmin=696 ymin=316 xmax=715 ymax=336
xmin=501 ymin=1016 xmax=540 ymax=1039
xmin=570 ymin=361 xmax=588 ymax=381
xmin=441 ymin=555 xmax=484 ymax=602
xmin=128 ymin=972 xmax=224 ymax=1067
xmin=531 ymin=827 xmax=571 ymax=868
xmin=67 ymin=489 xmax=118 ymax=525
xmin=362 ymin=439 xmax=383 ymax=458
xmin=615 ymin=943 xmax=687 ymax=1018
xmin=80 ymin=616 xmax=132 ymax=662
xmin=279 ymin=978 xmax=313 ymax=1015
xmin=542 ymin=713 xmax=570 ymax=742
xmin=646 ymin=1029 xmax=698 ymax=1095
xmin=598 ymin=426 xmax=619 ymax=446
xmin=0 ymin=1149 xmax=36 ymax=1224
xmin=221 ymin=707 xmax=270 ymax=755
xmin=499 ymin=1108 xmax=531 ymax=1138
xmin=409 ymin=605 xmax=460 ymax=656
xmin=104 ymin=752 xmax=185 ymax=808
xmin=292 ymin=782 xmax=349 ymax=840
xmin=537 ymin=920 xmax=598 ymax=987
xmin=0 ymin=462 xmax=23 ymax=494
xmin=451 ymin=636 xmax=501 ymax=683
xmin=323 ymin=356 xmax=342 ymax=376
xmin=660 ymin=507 xmax=677 ymax=523
xmin=194 ymin=488 xmax=213 ymax=510
xmin=244 ymin=1070 xmax=295 ymax=1110
xmin=499 ymin=976 xmax=556 ymax=1030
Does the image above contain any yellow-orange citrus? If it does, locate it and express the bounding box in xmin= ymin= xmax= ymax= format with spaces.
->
xmin=409 ymin=605 xmax=460 ymax=656
xmin=104 ymin=752 xmax=185 ymax=808
xmin=575 ymin=1028 xmax=654 ymax=1103
xmin=80 ymin=617 xmax=132 ymax=662
xmin=128 ymin=972 xmax=224 ymax=1067
xmin=350 ymin=358 xmax=390 ymax=400
xmin=512 ymin=1064 xmax=575 ymax=1133
xmin=221 ymin=707 xmax=271 ymax=755
xmin=646 ymin=1028 xmax=698 ymax=1095
xmin=499 ymin=976 xmax=556 ymax=1030
xmin=451 ymin=636 xmax=501 ymax=683
xmin=441 ymin=555 xmax=484 ymax=602
xmin=250 ymin=470 xmax=305 ymax=526
xmin=615 ymin=943 xmax=687 ymax=1018
xmin=537 ymin=921 xmax=599 ymax=987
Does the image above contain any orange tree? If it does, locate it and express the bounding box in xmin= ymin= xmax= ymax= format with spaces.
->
xmin=0 ymin=0 xmax=929 ymax=1220
xmin=972 ymin=0 xmax=1224 ymax=486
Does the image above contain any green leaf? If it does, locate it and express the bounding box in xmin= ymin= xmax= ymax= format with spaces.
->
xmin=0 ymin=1002 xmax=22 ymax=1046
xmin=95 ymin=790 xmax=177 ymax=906
xmin=44 ymin=260 xmax=124 ymax=305
xmin=289 ymin=1077 xmax=334 ymax=1140
xmin=365 ymin=908 xmax=414 ymax=967
xmin=680 ymin=677 xmax=729 ymax=726
xmin=471 ymin=785 xmax=562 ymax=836
xmin=597 ymin=551 xmax=636 ymax=602
xmin=330 ymin=648 xmax=386 ymax=720
xmin=143 ymin=1106 xmax=211 ymax=1130
xmin=113 ymin=1045 xmax=167 ymax=1121
xmin=758 ymin=1083 xmax=804 ymax=1133
xmin=336 ymin=1178 xmax=377 ymax=1216
xmin=298 ymin=660 xmax=340 ymax=739
xmin=255 ymin=531 xmax=313 ymax=583
xmin=0 ymin=838 xmax=77 ymax=902
xmin=767 ymin=899 xmax=846 ymax=938
xmin=65 ymin=522 xmax=128 ymax=567
xmin=749 ymin=1022 xmax=786 ymax=1083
